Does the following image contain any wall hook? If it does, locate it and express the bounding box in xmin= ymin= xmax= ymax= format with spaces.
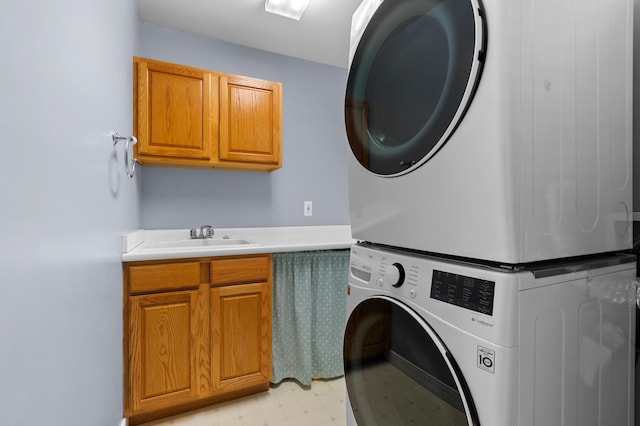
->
xmin=111 ymin=131 xmax=138 ymax=178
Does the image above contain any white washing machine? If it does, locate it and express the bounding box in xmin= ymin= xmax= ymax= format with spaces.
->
xmin=344 ymin=243 xmax=636 ymax=425
xmin=346 ymin=0 xmax=634 ymax=264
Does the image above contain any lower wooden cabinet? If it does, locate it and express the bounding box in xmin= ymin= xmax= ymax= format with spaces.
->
xmin=128 ymin=290 xmax=205 ymax=412
xmin=124 ymin=254 xmax=272 ymax=425
xmin=213 ymin=282 xmax=272 ymax=390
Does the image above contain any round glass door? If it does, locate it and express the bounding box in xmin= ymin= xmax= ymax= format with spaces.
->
xmin=343 ymin=297 xmax=479 ymax=425
xmin=345 ymin=0 xmax=485 ymax=176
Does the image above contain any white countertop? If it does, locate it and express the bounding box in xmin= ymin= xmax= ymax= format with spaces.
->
xmin=122 ymin=225 xmax=356 ymax=262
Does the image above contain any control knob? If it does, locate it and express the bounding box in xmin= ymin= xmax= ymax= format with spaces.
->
xmin=384 ymin=262 xmax=405 ymax=288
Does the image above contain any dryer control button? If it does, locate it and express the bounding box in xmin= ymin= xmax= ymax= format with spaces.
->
xmin=377 ymin=278 xmax=384 ymax=287
xmin=409 ymin=289 xmax=417 ymax=298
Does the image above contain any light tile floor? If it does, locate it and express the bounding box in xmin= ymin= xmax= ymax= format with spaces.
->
xmin=141 ymin=377 xmax=347 ymax=426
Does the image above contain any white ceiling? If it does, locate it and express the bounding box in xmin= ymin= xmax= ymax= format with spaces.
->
xmin=137 ymin=0 xmax=363 ymax=69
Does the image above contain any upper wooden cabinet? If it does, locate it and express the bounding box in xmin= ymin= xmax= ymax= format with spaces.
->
xmin=135 ymin=59 xmax=215 ymax=162
xmin=219 ymin=75 xmax=281 ymax=166
xmin=134 ymin=57 xmax=282 ymax=172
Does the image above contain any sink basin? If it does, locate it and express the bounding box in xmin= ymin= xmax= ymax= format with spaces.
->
xmin=144 ymin=238 xmax=255 ymax=250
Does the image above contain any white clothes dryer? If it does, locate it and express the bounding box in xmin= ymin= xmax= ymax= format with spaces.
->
xmin=344 ymin=243 xmax=636 ymax=425
xmin=346 ymin=0 xmax=634 ymax=264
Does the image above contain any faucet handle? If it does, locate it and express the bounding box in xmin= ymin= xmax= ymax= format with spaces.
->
xmin=190 ymin=228 xmax=198 ymax=239
xmin=199 ymin=225 xmax=214 ymax=238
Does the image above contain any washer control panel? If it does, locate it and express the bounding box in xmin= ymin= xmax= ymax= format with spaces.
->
xmin=430 ymin=270 xmax=495 ymax=316
xmin=349 ymin=243 xmax=519 ymax=347
xmin=349 ymin=243 xmax=498 ymax=316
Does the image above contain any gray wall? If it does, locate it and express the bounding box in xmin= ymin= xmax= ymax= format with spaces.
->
xmin=138 ymin=22 xmax=351 ymax=229
xmin=0 ymin=1 xmax=139 ymax=425
xmin=635 ymin=0 xmax=640 ymax=213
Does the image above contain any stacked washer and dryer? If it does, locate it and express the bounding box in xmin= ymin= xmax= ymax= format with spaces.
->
xmin=342 ymin=0 xmax=637 ymax=425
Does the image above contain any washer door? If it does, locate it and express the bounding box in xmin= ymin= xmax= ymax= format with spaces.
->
xmin=344 ymin=296 xmax=479 ymax=425
xmin=345 ymin=0 xmax=485 ymax=176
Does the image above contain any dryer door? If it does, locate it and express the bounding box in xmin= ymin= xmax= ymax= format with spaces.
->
xmin=345 ymin=0 xmax=485 ymax=176
xmin=343 ymin=296 xmax=479 ymax=425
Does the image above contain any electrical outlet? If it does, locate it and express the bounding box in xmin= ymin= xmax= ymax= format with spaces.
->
xmin=304 ymin=201 xmax=313 ymax=216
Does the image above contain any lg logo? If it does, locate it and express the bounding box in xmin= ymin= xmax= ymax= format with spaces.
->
xmin=477 ymin=346 xmax=495 ymax=374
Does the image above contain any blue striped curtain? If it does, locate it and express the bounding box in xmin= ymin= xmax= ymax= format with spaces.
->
xmin=272 ymin=250 xmax=350 ymax=385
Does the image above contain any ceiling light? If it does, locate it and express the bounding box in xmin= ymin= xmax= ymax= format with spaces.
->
xmin=265 ymin=0 xmax=312 ymax=20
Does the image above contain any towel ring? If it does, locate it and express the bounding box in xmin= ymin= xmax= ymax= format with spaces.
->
xmin=111 ymin=131 xmax=138 ymax=178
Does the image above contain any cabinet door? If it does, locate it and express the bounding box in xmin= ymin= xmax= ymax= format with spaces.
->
xmin=211 ymin=282 xmax=272 ymax=390
xmin=128 ymin=290 xmax=207 ymax=412
xmin=135 ymin=58 xmax=217 ymax=161
xmin=219 ymin=75 xmax=282 ymax=167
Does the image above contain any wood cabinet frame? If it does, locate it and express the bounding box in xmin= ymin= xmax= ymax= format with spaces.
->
xmin=123 ymin=254 xmax=273 ymax=425
xmin=134 ymin=57 xmax=282 ymax=172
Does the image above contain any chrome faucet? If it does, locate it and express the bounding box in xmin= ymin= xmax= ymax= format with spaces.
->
xmin=190 ymin=225 xmax=214 ymax=239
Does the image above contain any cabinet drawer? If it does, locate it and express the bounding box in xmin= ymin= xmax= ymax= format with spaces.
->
xmin=210 ymin=255 xmax=270 ymax=285
xmin=128 ymin=261 xmax=201 ymax=293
